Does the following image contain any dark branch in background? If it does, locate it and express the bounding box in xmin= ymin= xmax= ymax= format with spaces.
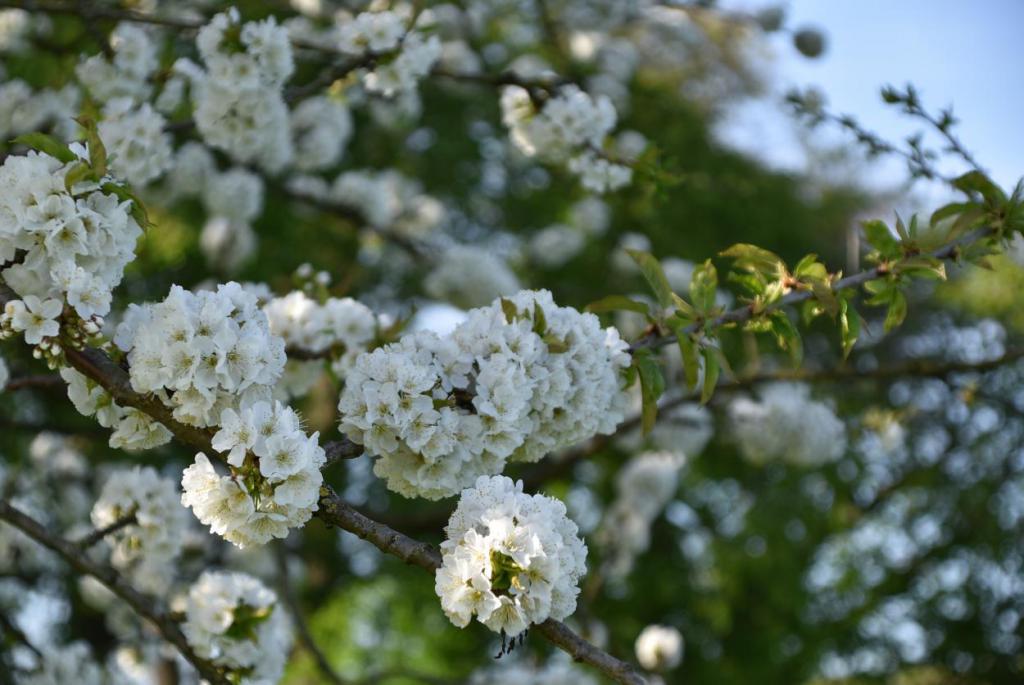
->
xmin=74 ymin=511 xmax=137 ymax=549
xmin=0 ymin=500 xmax=229 ymax=685
xmin=274 ymin=544 xmax=346 ymax=685
xmin=788 ymin=83 xmax=987 ymax=182
xmin=631 ymin=225 xmax=997 ymax=353
xmin=3 ymin=373 xmax=64 ymax=392
xmin=0 ymin=608 xmax=42 ymax=659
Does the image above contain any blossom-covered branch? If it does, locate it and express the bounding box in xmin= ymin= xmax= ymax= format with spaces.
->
xmin=0 ymin=499 xmax=230 ymax=684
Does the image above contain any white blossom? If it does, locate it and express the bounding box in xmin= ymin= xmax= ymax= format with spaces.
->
xmin=0 ymin=152 xmax=142 ymax=320
xmin=635 ymin=624 xmax=684 ymax=671
xmin=424 ymin=245 xmax=521 ymax=309
xmin=59 ymin=367 xmax=173 ymax=450
xmin=180 ymin=570 xmax=292 ymax=683
xmin=436 ymin=476 xmax=587 ymax=636
xmin=186 ymin=10 xmax=294 ymax=172
xmin=76 ymin=23 xmax=158 ymax=104
xmin=98 ymin=98 xmax=173 ymax=186
xmin=4 ymin=294 xmax=61 ymax=344
xmin=16 ymin=642 xmax=109 ymax=685
xmin=91 ymin=467 xmax=191 ymax=593
xmin=338 ymin=290 xmax=630 ymax=499
xmin=729 ymin=382 xmax=847 ymax=466
xmin=290 ymin=95 xmax=353 ymax=172
xmin=115 ymin=282 xmax=285 ymax=428
xmin=182 ymin=400 xmax=326 ymax=547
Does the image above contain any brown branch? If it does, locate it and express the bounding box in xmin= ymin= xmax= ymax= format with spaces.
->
xmin=3 ymin=374 xmax=64 ymax=392
xmin=74 ymin=512 xmax=137 ymax=549
xmin=0 ymin=500 xmax=229 ymax=685
xmin=39 ymin=341 xmax=646 ymax=683
xmin=631 ymin=225 xmax=997 ymax=353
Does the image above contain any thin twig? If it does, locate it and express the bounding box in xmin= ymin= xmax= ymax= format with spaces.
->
xmin=631 ymin=225 xmax=997 ymax=353
xmin=0 ymin=609 xmax=42 ymax=659
xmin=74 ymin=512 xmax=137 ymax=549
xmin=3 ymin=374 xmax=64 ymax=392
xmin=274 ymin=544 xmax=346 ymax=685
xmin=0 ymin=500 xmax=229 ymax=685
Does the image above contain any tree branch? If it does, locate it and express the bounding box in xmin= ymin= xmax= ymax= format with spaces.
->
xmin=3 ymin=373 xmax=64 ymax=392
xmin=74 ymin=511 xmax=137 ymax=549
xmin=274 ymin=544 xmax=346 ymax=685
xmin=631 ymin=225 xmax=997 ymax=353
xmin=0 ymin=500 xmax=229 ymax=684
xmin=46 ymin=343 xmax=646 ymax=683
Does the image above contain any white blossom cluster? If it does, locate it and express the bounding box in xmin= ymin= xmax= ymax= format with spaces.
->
xmin=330 ymin=168 xmax=444 ymax=235
xmin=468 ymin=655 xmax=598 ymax=684
xmin=435 ymin=476 xmax=587 ymax=636
xmin=728 ymin=382 xmax=847 ymax=466
xmin=181 ymin=399 xmax=326 ymax=547
xmin=501 ymin=84 xmax=631 ymax=193
xmin=527 ymin=196 xmax=612 ymax=268
xmin=90 ymin=467 xmax=191 ymax=594
xmin=166 ymin=143 xmax=265 ymax=272
xmin=337 ymin=10 xmax=442 ymax=97
xmin=635 ymin=624 xmax=684 ymax=671
xmin=338 ymin=289 xmax=630 ymax=499
xmin=290 ymin=95 xmax=353 ymax=172
xmin=185 ymin=8 xmax=294 ymax=172
xmin=179 ymin=570 xmax=292 ymax=684
xmin=599 ymin=451 xmax=686 ymax=579
xmin=114 ymin=283 xmax=285 ymax=428
xmin=14 ymin=642 xmax=118 ymax=685
xmin=0 ymin=151 xmax=143 ymax=321
xmin=97 ymin=98 xmax=173 ymax=187
xmin=263 ymin=290 xmax=377 ymax=359
xmin=0 ymin=79 xmax=78 ymax=141
xmin=424 ymin=244 xmax=521 ymax=309
xmin=60 ymin=367 xmax=172 ymax=450
xmin=76 ymin=23 xmax=158 ymax=104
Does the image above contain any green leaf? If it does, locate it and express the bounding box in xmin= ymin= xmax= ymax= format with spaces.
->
xmin=676 ymin=331 xmax=699 ymax=391
xmin=895 ymin=255 xmax=946 ymax=280
xmin=793 ymin=253 xmax=827 ymax=279
xmin=532 ymin=301 xmax=547 ymax=336
xmin=100 ymin=182 xmax=151 ymax=230
xmin=500 ymin=298 xmax=518 ymax=323
xmin=670 ymin=292 xmax=697 ymax=319
xmin=720 ymin=243 xmax=785 ymax=276
xmin=75 ymin=113 xmax=108 ymax=178
xmin=634 ymin=351 xmax=666 ymax=435
xmin=626 ymin=249 xmax=674 ymax=310
xmin=63 ymin=161 xmax=96 ymax=193
xmin=862 ymin=219 xmax=900 ymax=257
xmin=11 ymin=133 xmax=76 ymax=163
xmin=929 ymin=201 xmax=976 ymax=227
xmin=700 ymin=346 xmax=719 ymax=404
xmin=883 ymin=290 xmax=907 ymax=332
xmin=769 ymin=311 xmax=803 ymax=366
xmin=542 ymin=333 xmax=569 ymax=353
xmin=691 ymin=260 xmax=718 ymax=313
xmin=838 ymin=298 xmax=860 ymax=358
xmin=952 ymin=170 xmax=1006 ymax=205
xmin=586 ymin=295 xmax=650 ymax=315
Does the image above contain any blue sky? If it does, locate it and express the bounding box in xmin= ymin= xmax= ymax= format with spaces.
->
xmin=716 ymin=0 xmax=1023 ymax=194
